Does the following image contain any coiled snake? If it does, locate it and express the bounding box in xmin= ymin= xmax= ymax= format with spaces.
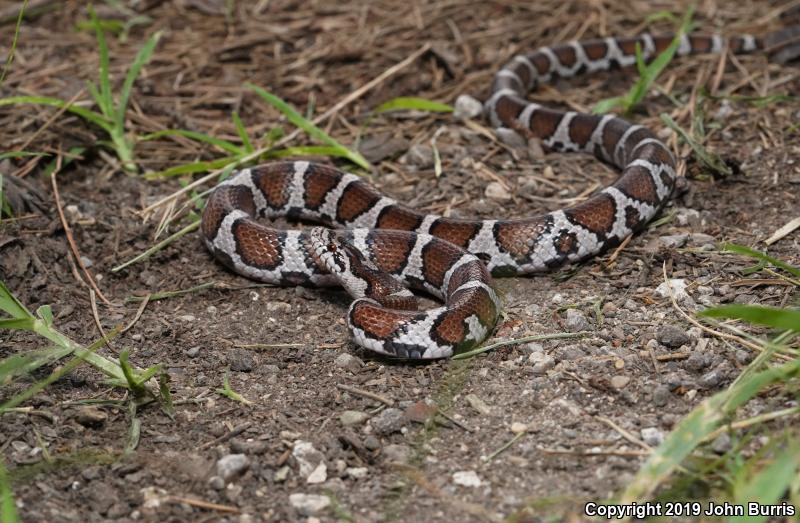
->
xmin=201 ymin=28 xmax=798 ymax=359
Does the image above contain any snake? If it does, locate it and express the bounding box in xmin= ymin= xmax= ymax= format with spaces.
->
xmin=201 ymin=29 xmax=793 ymax=359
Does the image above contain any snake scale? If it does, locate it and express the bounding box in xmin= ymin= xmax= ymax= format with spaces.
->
xmin=201 ymin=29 xmax=794 ymax=359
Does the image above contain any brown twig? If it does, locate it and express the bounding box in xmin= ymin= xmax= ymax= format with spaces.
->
xmin=51 ymin=166 xmax=112 ymax=305
xmin=336 ymin=383 xmax=394 ymax=406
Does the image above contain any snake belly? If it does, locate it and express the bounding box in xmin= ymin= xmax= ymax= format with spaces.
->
xmin=201 ymin=32 xmax=768 ymax=359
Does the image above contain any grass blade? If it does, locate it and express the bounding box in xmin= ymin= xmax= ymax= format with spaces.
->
xmin=143 ymin=156 xmax=239 ymax=179
xmin=0 ymin=96 xmax=112 ymax=130
xmin=116 ymin=30 xmax=162 ymax=131
xmin=88 ymin=5 xmax=113 ymax=118
xmin=246 ymin=83 xmax=370 ymax=170
xmin=661 ymin=113 xmax=733 ymax=177
xmin=374 ymin=96 xmax=453 ymax=113
xmin=619 ymin=357 xmax=800 ymax=503
xmin=698 ymin=305 xmax=800 ymax=332
xmin=731 ymin=439 xmax=800 ymax=523
xmin=0 ymin=281 xmax=33 ymax=319
xmin=111 ymin=218 xmax=201 ymax=272
xmin=232 ymin=112 xmax=254 ymax=153
xmin=721 ymin=243 xmax=800 ymax=279
xmin=0 ymin=460 xmax=19 ymax=523
xmin=142 ymin=129 xmax=244 ymax=156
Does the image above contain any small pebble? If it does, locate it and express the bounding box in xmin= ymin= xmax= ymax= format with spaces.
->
xmin=453 ymin=94 xmax=483 ymax=119
xmin=610 ymin=375 xmax=630 ymax=389
xmin=292 ymin=441 xmax=325 ymax=479
xmin=495 ymin=128 xmax=526 ymax=148
xmin=215 ymin=454 xmax=250 ymax=483
xmin=652 ymin=386 xmax=671 ymax=407
xmin=289 ymin=493 xmax=330 ymax=517
xmin=510 ymin=422 xmax=528 ymax=434
xmin=208 ymin=476 xmax=225 ymax=490
xmin=383 ymin=444 xmax=410 ymax=463
xmin=640 ymin=427 xmax=664 ymax=446
xmin=711 ymin=433 xmax=732 ymax=454
xmin=465 ymin=394 xmax=491 ymax=415
xmin=452 ymin=470 xmax=482 ymax=487
xmin=74 ymin=406 xmax=107 ymax=428
xmin=401 ymin=144 xmax=434 ymax=168
xmin=363 ymin=435 xmax=381 ymax=451
xmin=228 ymin=349 xmax=254 ymax=372
xmin=485 ymin=181 xmax=512 ymax=201
xmin=334 ymin=353 xmax=363 ymax=373
xmin=339 ymin=410 xmax=369 ymax=427
xmin=531 ymin=355 xmax=555 ymax=375
xmin=564 ymin=309 xmax=589 ymax=332
xmin=655 ymin=279 xmax=689 ymax=301
xmin=346 ymin=467 xmax=369 ymax=479
xmin=370 ymin=408 xmax=406 ymax=436
xmin=185 ymin=346 xmax=201 ymax=358
xmin=656 ymin=325 xmax=690 ymax=349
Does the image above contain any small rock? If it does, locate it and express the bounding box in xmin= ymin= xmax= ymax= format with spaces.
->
xmin=602 ymin=301 xmax=618 ymax=317
xmin=383 ymin=444 xmax=411 ymax=463
xmin=334 ymin=353 xmax=363 ymax=373
xmin=228 ymin=350 xmax=254 ymax=372
xmin=700 ymin=368 xmax=722 ymax=389
xmin=363 ymin=435 xmax=381 ymax=451
xmin=80 ymin=256 xmax=94 ymax=268
xmin=370 ymin=408 xmax=406 ymax=435
xmin=74 ymin=406 xmax=107 ymax=428
xmin=711 ymin=433 xmax=732 ymax=454
xmin=658 ymin=234 xmax=689 ymax=249
xmin=676 ymin=208 xmax=701 ymax=227
xmin=656 ymin=325 xmax=690 ymax=349
xmin=185 ymin=346 xmax=201 ymax=358
xmin=346 ymin=467 xmax=368 ymax=479
xmin=216 ymin=454 xmax=250 ymax=483
xmin=610 ymin=375 xmax=630 ymax=389
xmin=208 ymin=475 xmax=225 ymax=490
xmin=289 ymin=493 xmax=330 ymax=517
xmin=687 ymin=233 xmax=715 ymax=246
xmin=465 ymin=394 xmax=491 ymax=415
xmin=339 ymin=410 xmax=369 ymax=427
xmin=485 ymin=181 xmax=512 ymax=201
xmin=685 ymin=351 xmax=709 ymax=371
xmin=520 ymin=342 xmax=544 ymax=355
xmin=652 ymin=386 xmax=671 ymax=407
xmin=404 ymin=401 xmax=437 ymax=423
xmin=401 ymin=144 xmax=434 ymax=168
xmin=495 ymin=128 xmax=526 ymax=148
xmin=453 ymin=94 xmax=483 ymax=119
xmin=274 ymin=466 xmax=289 ymax=482
xmin=655 ymin=279 xmax=689 ymax=301
xmin=531 ymin=355 xmax=555 ymax=375
xmin=452 ymin=470 xmax=482 ymax=487
xmin=292 ymin=441 xmax=325 ymax=479
xmin=714 ymin=100 xmax=733 ymax=121
xmin=306 ymin=462 xmax=327 ymax=484
xmin=510 ymin=422 xmax=528 ymax=434
xmin=640 ymin=427 xmax=664 ymax=446
xmin=564 ymin=309 xmax=589 ymax=332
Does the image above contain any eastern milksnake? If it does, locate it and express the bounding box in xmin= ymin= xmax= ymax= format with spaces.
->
xmin=201 ymin=29 xmax=797 ymax=359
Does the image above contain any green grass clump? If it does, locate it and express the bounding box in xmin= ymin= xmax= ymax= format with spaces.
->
xmin=616 ymin=244 xmax=800 ymax=521
xmin=0 ymin=6 xmax=161 ymax=173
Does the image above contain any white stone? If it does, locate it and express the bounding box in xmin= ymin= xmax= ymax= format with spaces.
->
xmin=452 ymin=470 xmax=482 ymax=487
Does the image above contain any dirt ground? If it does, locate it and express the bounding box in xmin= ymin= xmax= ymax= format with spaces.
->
xmin=1 ymin=1 xmax=799 ymax=522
